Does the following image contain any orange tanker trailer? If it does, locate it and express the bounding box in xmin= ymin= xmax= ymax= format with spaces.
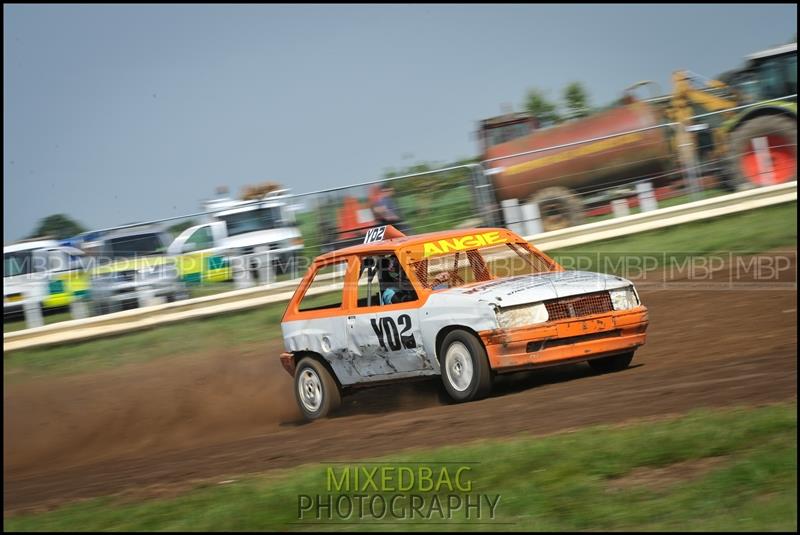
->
xmin=480 ymin=100 xmax=677 ymax=231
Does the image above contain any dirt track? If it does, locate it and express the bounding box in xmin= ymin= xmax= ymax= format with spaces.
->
xmin=4 ymin=253 xmax=797 ymax=514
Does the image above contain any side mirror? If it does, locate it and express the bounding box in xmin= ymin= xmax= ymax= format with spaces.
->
xmin=183 ymin=242 xmax=198 ymax=253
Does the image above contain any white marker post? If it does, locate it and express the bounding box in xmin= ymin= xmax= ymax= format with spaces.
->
xmin=611 ymin=199 xmax=630 ymax=218
xmin=23 ymin=291 xmax=44 ymax=329
xmin=257 ymin=250 xmax=274 ymax=286
xmin=520 ymin=202 xmax=543 ymax=236
xmin=69 ymin=294 xmax=90 ymax=320
xmin=636 ymin=181 xmax=658 ymax=212
xmin=500 ymin=199 xmax=525 ymax=235
xmin=232 ymin=255 xmax=253 ymax=289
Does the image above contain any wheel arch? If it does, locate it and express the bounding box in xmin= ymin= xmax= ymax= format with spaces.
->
xmin=727 ymin=105 xmax=797 ymax=134
xmin=435 ymin=325 xmax=486 ymax=363
xmin=291 ymin=350 xmax=343 ymax=390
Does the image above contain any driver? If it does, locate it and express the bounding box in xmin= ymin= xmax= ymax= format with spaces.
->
xmin=379 ymin=255 xmax=416 ymax=305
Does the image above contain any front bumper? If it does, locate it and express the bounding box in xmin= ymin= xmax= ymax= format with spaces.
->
xmin=480 ymin=306 xmax=649 ymax=373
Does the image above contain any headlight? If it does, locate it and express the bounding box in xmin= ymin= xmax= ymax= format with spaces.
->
xmin=495 ymin=302 xmax=549 ymax=329
xmin=609 ymin=286 xmax=639 ymax=310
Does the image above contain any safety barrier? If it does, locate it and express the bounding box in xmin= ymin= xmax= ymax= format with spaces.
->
xmin=4 ymin=180 xmax=795 ymax=352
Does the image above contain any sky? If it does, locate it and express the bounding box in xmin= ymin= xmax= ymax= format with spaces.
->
xmin=3 ymin=4 xmax=797 ymax=242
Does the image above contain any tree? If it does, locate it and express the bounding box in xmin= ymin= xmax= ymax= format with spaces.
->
xmin=28 ymin=214 xmax=86 ymax=240
xmin=563 ymin=81 xmax=591 ymax=119
xmin=524 ymin=88 xmax=561 ymax=126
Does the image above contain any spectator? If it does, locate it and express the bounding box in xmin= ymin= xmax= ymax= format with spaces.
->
xmin=371 ymin=184 xmax=409 ymax=234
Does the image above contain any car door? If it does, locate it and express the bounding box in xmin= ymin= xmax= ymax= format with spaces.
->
xmin=346 ymin=254 xmax=433 ymax=380
xmin=281 ymin=259 xmax=359 ymax=384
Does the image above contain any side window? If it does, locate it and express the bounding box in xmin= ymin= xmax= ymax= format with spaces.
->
xmin=357 ymin=256 xmax=381 ymax=307
xmin=184 ymin=227 xmax=214 ymax=252
xmin=298 ymin=261 xmax=347 ymax=312
xmin=358 ymin=254 xmax=417 ymax=306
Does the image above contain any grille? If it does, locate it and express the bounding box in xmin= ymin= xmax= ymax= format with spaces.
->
xmin=545 ymin=291 xmax=613 ymax=321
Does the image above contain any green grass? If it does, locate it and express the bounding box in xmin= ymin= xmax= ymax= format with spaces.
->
xmin=3 ymin=309 xmax=74 ymax=333
xmin=4 ymin=202 xmax=796 ymax=381
xmin=5 ymin=402 xmax=796 ymax=531
xmin=549 ymin=201 xmax=797 ymax=273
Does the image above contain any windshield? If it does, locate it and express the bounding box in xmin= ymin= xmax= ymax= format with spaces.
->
xmin=4 ymin=251 xmax=33 ymax=277
xmin=219 ymin=207 xmax=281 ymax=237
xmin=411 ymin=242 xmax=556 ymax=290
xmin=486 ymin=122 xmax=532 ymax=148
xmin=107 ymin=234 xmax=166 ymax=259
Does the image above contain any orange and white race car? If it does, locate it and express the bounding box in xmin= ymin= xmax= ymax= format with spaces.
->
xmin=280 ymin=225 xmax=648 ymax=420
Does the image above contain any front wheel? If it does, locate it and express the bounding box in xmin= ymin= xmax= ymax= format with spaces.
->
xmin=440 ymin=330 xmax=493 ymax=403
xmin=294 ymin=357 xmax=341 ymax=421
xmin=588 ymin=352 xmax=634 ymax=374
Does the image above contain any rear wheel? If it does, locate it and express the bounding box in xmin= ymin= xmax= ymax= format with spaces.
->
xmin=294 ymin=357 xmax=341 ymax=421
xmin=588 ymin=352 xmax=634 ymax=374
xmin=440 ymin=330 xmax=492 ymax=402
xmin=728 ymin=115 xmax=797 ymax=189
xmin=532 ymin=186 xmax=585 ymax=232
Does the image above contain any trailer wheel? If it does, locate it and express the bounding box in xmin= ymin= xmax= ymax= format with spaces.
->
xmin=727 ymin=115 xmax=797 ymax=190
xmin=531 ymin=186 xmax=585 ymax=231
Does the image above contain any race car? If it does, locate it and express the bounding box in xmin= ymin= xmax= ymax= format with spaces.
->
xmin=279 ymin=225 xmax=649 ymax=420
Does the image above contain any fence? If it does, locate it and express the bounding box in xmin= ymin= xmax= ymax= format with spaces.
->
xmin=4 ymin=95 xmax=797 ymax=330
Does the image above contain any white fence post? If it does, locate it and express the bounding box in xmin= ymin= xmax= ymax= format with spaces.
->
xmin=611 ymin=199 xmax=630 ymax=218
xmin=500 ymin=199 xmax=525 ymax=235
xmin=636 ymin=181 xmax=658 ymax=212
xmin=138 ymin=287 xmax=165 ymax=308
xmin=23 ymin=291 xmax=44 ymax=329
xmin=520 ymin=202 xmax=543 ymax=236
xmin=232 ymin=255 xmax=253 ymax=289
xmin=257 ymin=251 xmax=274 ymax=285
xmin=69 ymin=294 xmax=90 ymax=320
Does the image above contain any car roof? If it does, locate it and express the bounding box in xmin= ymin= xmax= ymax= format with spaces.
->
xmin=4 ymin=239 xmax=61 ymax=253
xmin=314 ymin=227 xmax=523 ymax=263
xmin=100 ymin=226 xmax=169 ymax=241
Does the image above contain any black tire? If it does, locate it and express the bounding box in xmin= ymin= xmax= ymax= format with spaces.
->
xmin=294 ymin=357 xmax=341 ymax=421
xmin=727 ymin=114 xmax=797 ymax=190
xmin=439 ymin=330 xmax=492 ymax=403
xmin=531 ymin=186 xmax=585 ymax=232
xmin=588 ymin=352 xmax=634 ymax=374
